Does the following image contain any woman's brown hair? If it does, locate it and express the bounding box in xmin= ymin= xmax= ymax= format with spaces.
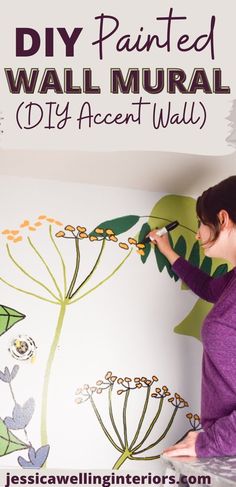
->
xmin=196 ymin=175 xmax=236 ymax=244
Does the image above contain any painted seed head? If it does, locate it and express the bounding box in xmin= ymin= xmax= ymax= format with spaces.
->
xmin=119 ymin=242 xmax=129 ymax=249
xmin=109 ymin=235 xmax=118 ymax=242
xmin=105 ymin=371 xmax=112 ymax=380
xmin=20 ymin=220 xmax=30 ymax=227
xmin=186 ymin=413 xmax=193 ymax=419
xmin=137 ymin=249 xmax=145 ymax=256
xmin=128 ymin=238 xmax=137 ymax=245
xmin=75 ymin=398 xmax=83 ymax=404
xmin=136 ymin=243 xmax=145 ymax=249
xmin=65 ymin=225 xmax=75 ymax=232
xmin=56 ymin=231 xmax=65 ymax=238
xmin=13 ymin=236 xmax=23 ymax=243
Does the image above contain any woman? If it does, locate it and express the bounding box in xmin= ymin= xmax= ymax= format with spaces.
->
xmin=149 ymin=175 xmax=236 ymax=458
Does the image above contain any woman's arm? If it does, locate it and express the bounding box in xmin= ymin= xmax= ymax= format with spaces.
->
xmin=196 ymin=411 xmax=236 ymax=457
xmin=148 ymin=231 xmax=232 ymax=303
xmin=172 ymin=256 xmax=233 ymax=303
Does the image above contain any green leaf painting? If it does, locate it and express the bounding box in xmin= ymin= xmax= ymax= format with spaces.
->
xmin=212 ymin=264 xmax=228 ymax=278
xmin=148 ymin=194 xmax=229 ymax=275
xmin=188 ymin=241 xmax=200 ymax=268
xmin=174 ymin=235 xmax=187 ymax=259
xmin=174 ymin=299 xmax=213 ymax=341
xmin=154 ymin=245 xmax=170 ymax=273
xmin=138 ymin=222 xmax=151 ymax=263
xmin=0 ymin=419 xmax=28 ymax=456
xmin=148 ymin=194 xmax=197 ymax=252
xmin=90 ymin=215 xmax=140 ymax=237
xmin=0 ymin=305 xmax=25 ymax=337
xmin=200 ymin=256 xmax=212 ymax=275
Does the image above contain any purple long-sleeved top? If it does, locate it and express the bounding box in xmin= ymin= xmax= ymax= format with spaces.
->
xmin=172 ymin=256 xmax=236 ymax=457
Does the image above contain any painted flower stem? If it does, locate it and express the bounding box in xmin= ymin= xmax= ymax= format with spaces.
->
xmin=9 ymin=382 xmax=17 ymax=405
xmin=49 ymin=225 xmax=67 ymax=297
xmin=41 ymin=300 xmax=67 ymax=447
xmin=0 ymin=275 xmax=59 ymax=305
xmin=123 ymin=389 xmax=130 ymax=447
xmin=70 ymin=239 xmax=106 ymax=300
xmin=90 ymin=390 xmax=163 ymax=469
xmin=135 ymin=407 xmax=178 ymax=454
xmin=132 ymin=397 xmax=164 ymax=453
xmin=112 ymin=449 xmax=132 ymax=470
xmin=6 ymin=244 xmax=60 ymax=302
xmin=70 ymin=249 xmax=133 ymax=304
xmin=90 ymin=396 xmax=122 ymax=453
xmin=66 ymin=238 xmax=80 ymax=298
xmin=109 ymin=386 xmax=125 ymax=449
xmin=129 ymin=386 xmax=151 ymax=450
xmin=130 ymin=454 xmax=161 ymax=461
xmin=113 ymin=448 xmax=161 ymax=469
xmin=9 ymin=376 xmax=31 ymax=447
xmin=112 ymin=405 xmax=178 ymax=468
xmin=27 ymin=237 xmax=63 ymax=301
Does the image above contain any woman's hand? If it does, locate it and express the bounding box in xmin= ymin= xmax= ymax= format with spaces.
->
xmin=148 ymin=230 xmax=179 ymax=265
xmin=162 ymin=431 xmax=199 ymax=457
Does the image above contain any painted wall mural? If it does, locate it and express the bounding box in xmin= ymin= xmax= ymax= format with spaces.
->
xmin=75 ymin=371 xmax=201 ymax=470
xmin=0 ymin=186 xmax=228 ymax=470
